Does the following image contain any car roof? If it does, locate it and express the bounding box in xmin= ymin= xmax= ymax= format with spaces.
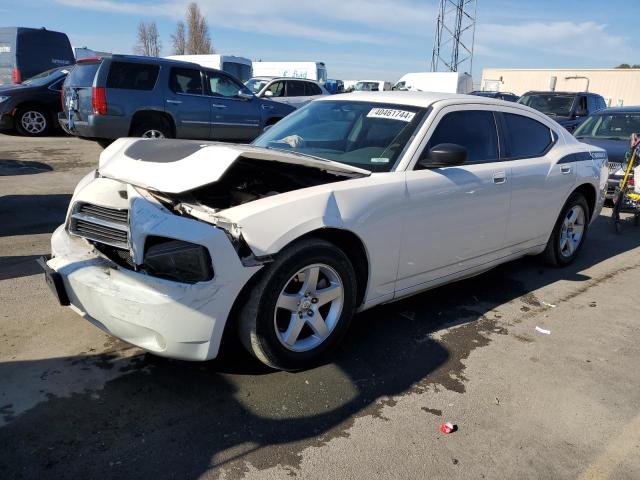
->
xmin=593 ymin=106 xmax=640 ymax=114
xmin=522 ymin=90 xmax=599 ymax=96
xmin=319 ymin=91 xmax=518 ymax=107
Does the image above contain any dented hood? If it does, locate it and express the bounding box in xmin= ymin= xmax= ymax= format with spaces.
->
xmin=98 ymin=138 xmax=370 ymax=194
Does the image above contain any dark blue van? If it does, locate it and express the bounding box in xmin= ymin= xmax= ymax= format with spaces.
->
xmin=0 ymin=27 xmax=74 ymax=85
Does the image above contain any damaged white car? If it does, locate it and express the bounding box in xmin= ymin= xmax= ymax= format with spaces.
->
xmin=41 ymin=92 xmax=608 ymax=370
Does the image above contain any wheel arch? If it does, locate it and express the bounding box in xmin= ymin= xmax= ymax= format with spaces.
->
xmin=13 ymin=101 xmax=54 ymax=121
xmin=573 ymin=182 xmax=597 ymax=220
xmin=128 ymin=109 xmax=176 ymax=137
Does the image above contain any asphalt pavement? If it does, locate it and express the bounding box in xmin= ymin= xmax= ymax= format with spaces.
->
xmin=1 ymin=133 xmax=639 ymax=479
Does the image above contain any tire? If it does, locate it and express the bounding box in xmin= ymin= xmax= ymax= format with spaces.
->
xmin=131 ymin=118 xmax=172 ymax=139
xmin=15 ymin=106 xmax=50 ymax=136
xmin=96 ymin=139 xmax=113 ymax=149
xmin=238 ymin=238 xmax=357 ymax=371
xmin=542 ymin=192 xmax=590 ymax=267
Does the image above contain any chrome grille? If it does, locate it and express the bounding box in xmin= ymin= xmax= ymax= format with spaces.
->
xmin=608 ymin=162 xmax=623 ymax=174
xmin=69 ymin=202 xmax=129 ymax=249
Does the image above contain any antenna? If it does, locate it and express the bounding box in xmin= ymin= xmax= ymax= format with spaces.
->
xmin=431 ymin=0 xmax=477 ymax=73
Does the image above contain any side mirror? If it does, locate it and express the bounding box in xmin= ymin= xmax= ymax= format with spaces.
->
xmin=264 ymin=90 xmax=274 ymax=97
xmin=418 ymin=143 xmax=467 ymax=168
xmin=237 ymin=90 xmax=253 ymax=101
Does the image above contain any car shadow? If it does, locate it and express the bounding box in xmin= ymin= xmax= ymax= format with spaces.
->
xmin=0 ymin=212 xmax=639 ymax=478
xmin=0 ymin=255 xmax=45 ymax=280
xmin=0 ymin=194 xmax=71 ymax=237
xmin=0 ymin=159 xmax=53 ymax=176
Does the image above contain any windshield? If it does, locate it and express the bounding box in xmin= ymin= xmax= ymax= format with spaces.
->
xmin=21 ymin=67 xmax=68 ymax=86
xmin=392 ymin=81 xmax=407 ymax=91
xmin=518 ymin=93 xmax=575 ymax=116
xmin=574 ymin=112 xmax=640 ymax=140
xmin=245 ymin=78 xmax=270 ymax=94
xmin=253 ymin=100 xmax=427 ymax=173
xmin=354 ymin=82 xmax=380 ymax=91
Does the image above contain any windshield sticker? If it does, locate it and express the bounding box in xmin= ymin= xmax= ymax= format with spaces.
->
xmin=371 ymin=157 xmax=390 ymax=163
xmin=367 ymin=108 xmax=415 ymax=122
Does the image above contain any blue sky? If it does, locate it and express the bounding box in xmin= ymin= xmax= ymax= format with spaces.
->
xmin=1 ymin=0 xmax=637 ymax=81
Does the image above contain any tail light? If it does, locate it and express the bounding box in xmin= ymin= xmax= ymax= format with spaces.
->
xmin=12 ymin=67 xmax=21 ymax=83
xmin=91 ymin=87 xmax=107 ymax=115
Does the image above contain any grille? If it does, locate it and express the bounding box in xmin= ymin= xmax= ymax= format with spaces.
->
xmin=69 ymin=202 xmax=129 ymax=249
xmin=608 ymin=162 xmax=623 ymax=174
xmin=77 ymin=203 xmax=128 ymax=224
xmin=94 ymin=243 xmax=136 ymax=270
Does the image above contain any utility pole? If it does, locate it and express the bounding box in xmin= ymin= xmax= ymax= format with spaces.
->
xmin=431 ymin=0 xmax=477 ymax=73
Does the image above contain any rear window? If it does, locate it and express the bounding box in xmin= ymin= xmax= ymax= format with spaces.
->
xmin=286 ymin=81 xmax=305 ymax=97
xmin=501 ymin=113 xmax=554 ymax=158
xmin=66 ymin=62 xmax=100 ymax=87
xmin=106 ymin=62 xmax=159 ymax=90
xmin=305 ymin=82 xmax=322 ymax=95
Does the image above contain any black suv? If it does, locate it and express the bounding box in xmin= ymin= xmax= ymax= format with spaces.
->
xmin=59 ymin=55 xmax=295 ymax=147
xmin=0 ymin=66 xmax=69 ymax=136
xmin=518 ymin=91 xmax=606 ymax=132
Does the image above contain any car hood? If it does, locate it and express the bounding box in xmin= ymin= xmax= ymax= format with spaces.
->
xmin=98 ymin=138 xmax=371 ymax=194
xmin=0 ymin=84 xmax=29 ymax=94
xmin=576 ymin=137 xmax=628 ymax=163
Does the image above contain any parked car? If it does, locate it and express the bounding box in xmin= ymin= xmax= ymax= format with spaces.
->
xmin=574 ymin=106 xmax=640 ymax=204
xmin=349 ymin=80 xmax=392 ymax=92
xmin=392 ymin=72 xmax=473 ymax=94
xmin=0 ymin=27 xmax=74 ymax=85
xmin=0 ymin=66 xmax=70 ymax=136
xmin=41 ymin=92 xmax=607 ymax=370
xmin=59 ymin=55 xmax=295 ymax=147
xmin=518 ymin=91 xmax=606 ymax=132
xmin=470 ymin=90 xmax=519 ymax=102
xmin=244 ymin=76 xmax=329 ymax=108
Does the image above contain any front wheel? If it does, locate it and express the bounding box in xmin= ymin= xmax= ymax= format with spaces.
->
xmin=238 ymin=238 xmax=357 ymax=371
xmin=15 ymin=106 xmax=50 ymax=136
xmin=542 ymin=192 xmax=589 ymax=266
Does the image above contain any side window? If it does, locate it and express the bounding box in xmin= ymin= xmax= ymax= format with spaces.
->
xmin=106 ymin=62 xmax=159 ymax=90
xmin=206 ymin=71 xmax=242 ymax=97
xmin=577 ymin=95 xmax=588 ymax=113
xmin=423 ymin=110 xmax=499 ymax=164
xmin=305 ymin=82 xmax=322 ymax=96
xmin=501 ymin=113 xmax=554 ymax=159
xmin=169 ymin=68 xmax=203 ymax=95
xmin=265 ymin=81 xmax=284 ymax=97
xmin=286 ymin=81 xmax=306 ymax=97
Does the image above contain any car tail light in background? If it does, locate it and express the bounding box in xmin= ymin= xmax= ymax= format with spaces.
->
xmin=12 ymin=67 xmax=21 ymax=83
xmin=92 ymin=87 xmax=107 ymax=115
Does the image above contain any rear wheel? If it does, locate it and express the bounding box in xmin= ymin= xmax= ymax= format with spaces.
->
xmin=131 ymin=118 xmax=172 ymax=139
xmin=238 ymin=238 xmax=357 ymax=371
xmin=542 ymin=192 xmax=589 ymax=266
xmin=15 ymin=106 xmax=50 ymax=136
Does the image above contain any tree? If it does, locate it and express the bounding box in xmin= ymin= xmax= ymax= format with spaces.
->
xmin=171 ymin=21 xmax=186 ymax=55
xmin=615 ymin=63 xmax=640 ymax=69
xmin=185 ymin=3 xmax=213 ymax=55
xmin=134 ymin=21 xmax=161 ymax=57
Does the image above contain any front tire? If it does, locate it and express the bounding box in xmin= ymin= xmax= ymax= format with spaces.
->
xmin=542 ymin=192 xmax=589 ymax=266
xmin=238 ymin=238 xmax=357 ymax=371
xmin=15 ymin=106 xmax=50 ymax=136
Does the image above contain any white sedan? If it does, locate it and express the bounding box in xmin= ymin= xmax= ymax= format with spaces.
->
xmin=42 ymin=92 xmax=608 ymax=370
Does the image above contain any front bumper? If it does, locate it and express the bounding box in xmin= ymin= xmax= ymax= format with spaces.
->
xmin=0 ymin=112 xmax=13 ymax=130
xmin=45 ymin=184 xmax=260 ymax=361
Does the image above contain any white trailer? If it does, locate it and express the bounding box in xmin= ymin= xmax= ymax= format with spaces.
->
xmin=393 ymin=72 xmax=473 ymax=94
xmin=166 ymin=54 xmax=253 ymax=82
xmin=252 ymin=61 xmax=327 ymax=84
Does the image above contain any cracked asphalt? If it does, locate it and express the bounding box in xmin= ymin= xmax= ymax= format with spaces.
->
xmin=1 ymin=133 xmax=639 ymax=479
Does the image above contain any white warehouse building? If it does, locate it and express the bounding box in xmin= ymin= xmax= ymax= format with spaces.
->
xmin=481 ymin=68 xmax=640 ymax=107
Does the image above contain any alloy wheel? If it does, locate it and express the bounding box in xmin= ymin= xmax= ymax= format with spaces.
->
xmin=20 ymin=111 xmax=47 ymax=134
xmin=273 ymin=263 xmax=344 ymax=352
xmin=141 ymin=129 xmax=165 ymax=139
xmin=559 ymin=205 xmax=586 ymax=258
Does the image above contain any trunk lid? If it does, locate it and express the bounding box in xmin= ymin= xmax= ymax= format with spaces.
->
xmin=98 ymin=138 xmax=371 ymax=193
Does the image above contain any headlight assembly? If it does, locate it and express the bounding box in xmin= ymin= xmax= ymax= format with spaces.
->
xmin=143 ymin=238 xmax=213 ymax=284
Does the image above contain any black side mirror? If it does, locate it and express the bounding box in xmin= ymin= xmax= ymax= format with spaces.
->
xmin=418 ymin=143 xmax=467 ymax=168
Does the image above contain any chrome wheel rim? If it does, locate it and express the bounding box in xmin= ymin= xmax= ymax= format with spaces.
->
xmin=274 ymin=263 xmax=344 ymax=352
xmin=559 ymin=205 xmax=585 ymax=258
xmin=21 ymin=111 xmax=47 ymax=134
xmin=141 ymin=129 xmax=165 ymax=139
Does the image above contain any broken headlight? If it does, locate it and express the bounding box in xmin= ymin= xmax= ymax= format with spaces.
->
xmin=143 ymin=238 xmax=213 ymax=284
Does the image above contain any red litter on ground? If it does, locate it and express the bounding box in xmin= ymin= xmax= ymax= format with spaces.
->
xmin=440 ymin=422 xmax=456 ymax=434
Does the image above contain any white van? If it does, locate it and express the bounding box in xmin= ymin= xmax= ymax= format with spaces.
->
xmin=252 ymin=61 xmax=327 ymax=84
xmin=166 ymin=54 xmax=253 ymax=82
xmin=393 ymin=72 xmax=473 ymax=94
xmin=351 ymin=80 xmax=392 ymax=92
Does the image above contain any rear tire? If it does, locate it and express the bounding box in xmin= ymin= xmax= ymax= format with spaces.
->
xmin=15 ymin=106 xmax=50 ymax=137
xmin=131 ymin=118 xmax=172 ymax=139
xmin=542 ymin=192 xmax=589 ymax=267
xmin=238 ymin=238 xmax=357 ymax=371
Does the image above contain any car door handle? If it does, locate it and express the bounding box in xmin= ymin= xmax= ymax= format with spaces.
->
xmin=561 ymin=165 xmax=572 ymax=174
xmin=212 ymin=104 xmax=227 ymax=109
xmin=261 ymin=104 xmax=274 ymax=110
xmin=166 ymin=99 xmax=182 ymax=104
xmin=493 ymin=172 xmax=507 ymax=184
